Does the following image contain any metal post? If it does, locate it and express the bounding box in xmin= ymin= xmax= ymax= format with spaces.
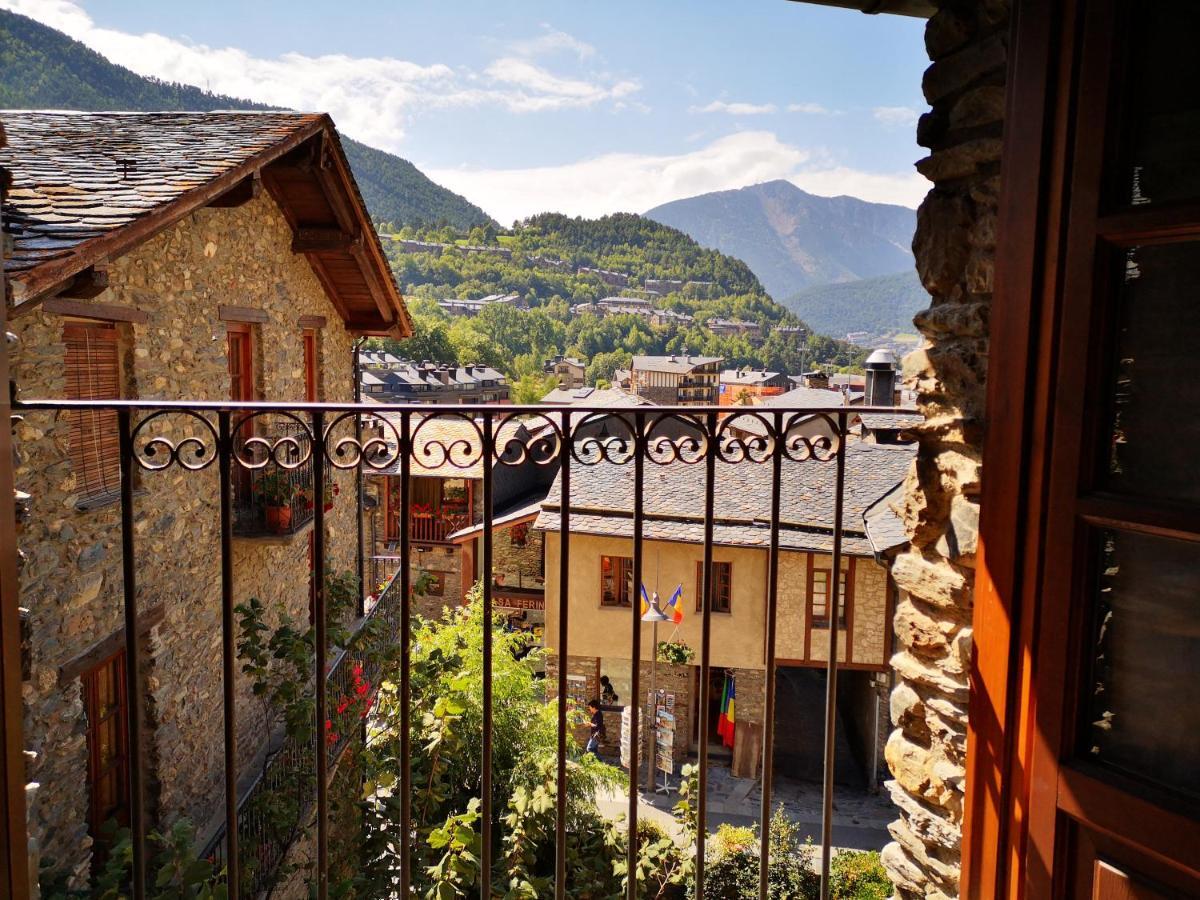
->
xmin=311 ymin=410 xmax=329 ymax=900
xmin=627 ymin=411 xmax=645 ymax=900
xmin=217 ymin=411 xmax=240 ymax=898
xmin=481 ymin=413 xmax=495 ymax=899
xmin=646 ymin=619 xmax=657 ymax=793
xmin=695 ymin=411 xmax=717 ymax=900
xmin=819 ymin=411 xmax=849 ymax=898
xmin=758 ymin=410 xmax=783 ymax=900
xmin=353 ymin=339 xmax=365 ymax=615
xmin=554 ymin=410 xmax=571 ymax=900
xmin=398 ymin=413 xmax=413 ymax=896
xmin=117 ymin=407 xmax=147 ymax=899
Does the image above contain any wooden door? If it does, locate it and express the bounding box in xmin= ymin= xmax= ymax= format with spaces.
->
xmin=1014 ymin=1 xmax=1200 ymax=895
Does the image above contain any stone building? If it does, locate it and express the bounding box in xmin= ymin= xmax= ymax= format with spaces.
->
xmin=0 ymin=111 xmax=408 ymax=886
xmin=536 ymin=442 xmax=913 ymax=785
xmin=365 ymin=413 xmax=553 ymax=620
xmin=543 ymin=355 xmax=586 ymax=390
xmin=718 ymin=367 xmax=791 ymax=405
xmin=629 ymin=353 xmax=722 ymax=406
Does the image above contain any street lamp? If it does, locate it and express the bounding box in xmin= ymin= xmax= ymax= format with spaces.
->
xmin=641 ymin=590 xmax=669 ymax=793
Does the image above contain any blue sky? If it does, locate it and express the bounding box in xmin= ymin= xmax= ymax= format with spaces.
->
xmin=10 ymin=0 xmax=930 ymax=223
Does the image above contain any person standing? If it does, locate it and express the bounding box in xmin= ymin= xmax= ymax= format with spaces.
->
xmin=586 ymin=699 xmax=604 ymax=756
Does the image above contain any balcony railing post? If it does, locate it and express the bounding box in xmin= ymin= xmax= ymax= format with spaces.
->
xmin=554 ymin=410 xmax=570 ymax=900
xmin=117 ymin=406 xmax=147 ymax=899
xmin=480 ymin=412 xmax=495 ymax=899
xmin=819 ymin=410 xmax=849 ymax=899
xmin=217 ymin=410 xmax=241 ymax=899
xmin=695 ymin=410 xmax=717 ymax=900
xmin=627 ymin=410 xmax=644 ymax=900
xmin=758 ymin=411 xmax=784 ymax=900
xmin=311 ymin=409 xmax=329 ymax=900
xmin=399 ymin=411 xmax=413 ymax=896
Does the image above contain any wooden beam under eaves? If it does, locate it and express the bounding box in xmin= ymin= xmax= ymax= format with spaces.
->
xmin=57 ymin=266 xmax=109 ymax=300
xmin=208 ymin=173 xmax=262 ymax=208
xmin=292 ymin=227 xmax=360 ymax=253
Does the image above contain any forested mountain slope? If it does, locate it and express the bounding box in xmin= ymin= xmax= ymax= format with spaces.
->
xmin=0 ymin=9 xmax=494 ymax=228
xmin=784 ymin=269 xmax=928 ymax=340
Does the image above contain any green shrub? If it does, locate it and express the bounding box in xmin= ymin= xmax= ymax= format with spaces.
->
xmin=830 ymin=849 xmax=892 ymax=900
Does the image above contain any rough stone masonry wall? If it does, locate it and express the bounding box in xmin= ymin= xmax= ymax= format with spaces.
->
xmin=882 ymin=1 xmax=1009 ymax=898
xmin=12 ymin=192 xmax=359 ymax=885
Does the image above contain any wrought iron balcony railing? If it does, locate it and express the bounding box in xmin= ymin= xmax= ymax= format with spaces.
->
xmin=11 ymin=398 xmax=889 ymax=900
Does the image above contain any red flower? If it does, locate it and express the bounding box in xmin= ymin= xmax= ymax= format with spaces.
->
xmin=356 ymin=681 xmax=369 ymax=697
xmin=337 ymin=699 xmax=350 ymax=715
xmin=352 ymin=665 xmax=364 ymax=678
xmin=325 ymin=718 xmax=333 ymax=731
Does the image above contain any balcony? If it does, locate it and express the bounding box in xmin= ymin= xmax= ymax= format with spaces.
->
xmin=9 ymin=398 xmax=897 ymax=900
xmin=231 ymin=420 xmax=333 ymax=540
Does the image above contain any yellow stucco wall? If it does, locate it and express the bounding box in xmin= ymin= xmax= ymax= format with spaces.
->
xmin=542 ymin=532 xmax=891 ymax=672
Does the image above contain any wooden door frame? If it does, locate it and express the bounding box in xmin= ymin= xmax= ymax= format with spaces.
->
xmin=965 ymin=1 xmax=1200 ymax=896
xmin=963 ymin=0 xmax=1080 ymax=895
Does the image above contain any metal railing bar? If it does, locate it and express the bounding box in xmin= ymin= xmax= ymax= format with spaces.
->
xmin=480 ymin=412 xmax=495 ymax=899
xmin=311 ymin=410 xmax=329 ymax=900
xmin=13 ymin=398 xmax=902 ymax=416
xmin=695 ymin=411 xmax=717 ymax=899
xmin=627 ymin=411 xmax=645 ymax=900
xmin=399 ymin=411 xmax=413 ymax=896
xmin=117 ymin=406 xmax=147 ymax=900
xmin=819 ymin=410 xmax=849 ymax=899
xmin=554 ymin=410 xmax=570 ymax=900
xmin=758 ymin=411 xmax=783 ymax=900
xmin=217 ymin=411 xmax=241 ymax=899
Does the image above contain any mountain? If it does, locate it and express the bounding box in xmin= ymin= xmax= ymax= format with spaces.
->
xmin=0 ymin=9 xmax=494 ymax=229
xmin=644 ymin=179 xmax=916 ymax=301
xmin=783 ymin=269 xmax=928 ymax=341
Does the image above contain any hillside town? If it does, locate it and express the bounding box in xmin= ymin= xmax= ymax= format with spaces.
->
xmin=0 ymin=1 xmax=1195 ymax=899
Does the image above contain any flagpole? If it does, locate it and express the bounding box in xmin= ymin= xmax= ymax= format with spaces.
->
xmin=647 ymin=618 xmax=658 ymax=793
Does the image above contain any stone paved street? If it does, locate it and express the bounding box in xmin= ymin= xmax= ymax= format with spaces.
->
xmin=596 ymin=763 xmax=894 ymax=853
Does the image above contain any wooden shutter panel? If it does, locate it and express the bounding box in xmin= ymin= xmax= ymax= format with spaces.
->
xmin=64 ymin=323 xmax=121 ymax=500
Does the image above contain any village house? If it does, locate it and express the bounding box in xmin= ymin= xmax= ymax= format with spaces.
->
xmin=719 ymin=367 xmax=792 ymax=405
xmin=361 ymin=359 xmax=510 ymax=404
xmin=629 ymin=353 xmax=722 ymax=406
xmin=0 ymin=110 xmax=409 ymax=886
xmin=364 ymin=414 xmax=553 ymax=622
xmin=542 ymin=354 xmax=586 ymax=390
xmin=536 ymin=441 xmax=914 ymax=785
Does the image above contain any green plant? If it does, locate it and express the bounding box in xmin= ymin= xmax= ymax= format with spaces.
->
xmin=257 ymin=471 xmax=296 ymax=507
xmin=657 ymin=640 xmax=695 ymax=665
xmin=829 ymin=850 xmax=892 ymax=900
xmin=40 ymin=819 xmax=226 ymax=899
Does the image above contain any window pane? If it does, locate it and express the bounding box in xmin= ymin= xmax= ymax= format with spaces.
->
xmin=1112 ymin=1 xmax=1200 ymax=207
xmin=1103 ymin=242 xmax=1200 ymax=502
xmin=1084 ymin=529 xmax=1200 ymax=804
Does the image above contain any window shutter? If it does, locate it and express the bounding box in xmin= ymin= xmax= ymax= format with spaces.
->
xmin=64 ymin=323 xmax=121 ymax=500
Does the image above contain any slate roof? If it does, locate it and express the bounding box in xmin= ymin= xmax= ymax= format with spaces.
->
xmin=758 ymin=386 xmax=846 ymax=409
xmin=632 ymin=354 xmax=722 ymax=374
xmin=534 ymin=441 xmax=915 ymax=556
xmin=720 ymin=369 xmax=782 ymax=386
xmin=863 ymin=482 xmax=909 ymax=557
xmin=855 ymin=411 xmax=924 ymax=431
xmin=0 ymin=111 xmax=409 ymax=335
xmin=539 ymin=386 xmax=650 ymax=407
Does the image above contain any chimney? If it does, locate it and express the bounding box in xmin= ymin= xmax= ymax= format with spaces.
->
xmin=863 ymin=349 xmax=898 ymax=406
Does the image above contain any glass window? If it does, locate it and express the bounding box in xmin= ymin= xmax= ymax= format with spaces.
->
xmin=1083 ymin=529 xmax=1200 ymax=805
xmin=1103 ymin=242 xmax=1200 ymax=502
xmin=600 ymin=555 xmax=633 ymax=607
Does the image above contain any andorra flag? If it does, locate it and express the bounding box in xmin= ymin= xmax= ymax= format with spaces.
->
xmin=717 ymin=671 xmax=736 ymax=748
xmin=640 ymin=583 xmax=651 ymax=617
xmin=666 ymin=584 xmax=684 ymax=625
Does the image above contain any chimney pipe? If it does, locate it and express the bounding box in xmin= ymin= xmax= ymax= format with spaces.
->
xmin=863 ymin=349 xmax=898 ymax=406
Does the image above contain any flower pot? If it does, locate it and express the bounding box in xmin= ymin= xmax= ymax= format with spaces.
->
xmin=266 ymin=504 xmax=292 ymax=533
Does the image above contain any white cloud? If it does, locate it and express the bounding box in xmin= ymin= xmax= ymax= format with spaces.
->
xmin=426 ymin=131 xmax=927 ymax=224
xmin=0 ymin=0 xmax=638 ymax=152
xmin=510 ymin=26 xmax=595 ymax=61
xmin=787 ymin=102 xmax=834 ymax=115
xmin=691 ymin=100 xmax=777 ymax=115
xmin=873 ymin=105 xmax=921 ymax=128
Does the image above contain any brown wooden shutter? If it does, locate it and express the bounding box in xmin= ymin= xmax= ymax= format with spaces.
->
xmin=64 ymin=323 xmax=121 ymax=500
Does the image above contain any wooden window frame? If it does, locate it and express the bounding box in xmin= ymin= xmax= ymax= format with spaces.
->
xmin=303 ymin=327 xmax=320 ymax=403
xmin=82 ymin=649 xmax=130 ymax=865
xmin=809 ymin=567 xmax=847 ymax=629
xmin=600 ymin=555 xmax=633 ymax=608
xmin=226 ymin=322 xmax=257 ymax=404
xmin=694 ymin=560 xmax=732 ymax=614
xmin=64 ymin=320 xmax=122 ymax=505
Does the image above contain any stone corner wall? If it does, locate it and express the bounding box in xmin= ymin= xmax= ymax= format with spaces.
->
xmin=883 ymin=1 xmax=1009 ymax=898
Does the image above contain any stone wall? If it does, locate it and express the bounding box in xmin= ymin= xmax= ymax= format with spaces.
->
xmin=13 ymin=192 xmax=360 ymax=885
xmin=492 ymin=522 xmax=543 ymax=592
xmin=883 ymin=1 xmax=1008 ymax=896
xmin=411 ymin=544 xmax=464 ymax=621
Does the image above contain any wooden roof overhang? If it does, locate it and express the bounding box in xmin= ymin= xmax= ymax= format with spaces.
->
xmin=785 ymin=0 xmax=934 ymax=17
xmin=6 ymin=113 xmax=410 ymax=338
